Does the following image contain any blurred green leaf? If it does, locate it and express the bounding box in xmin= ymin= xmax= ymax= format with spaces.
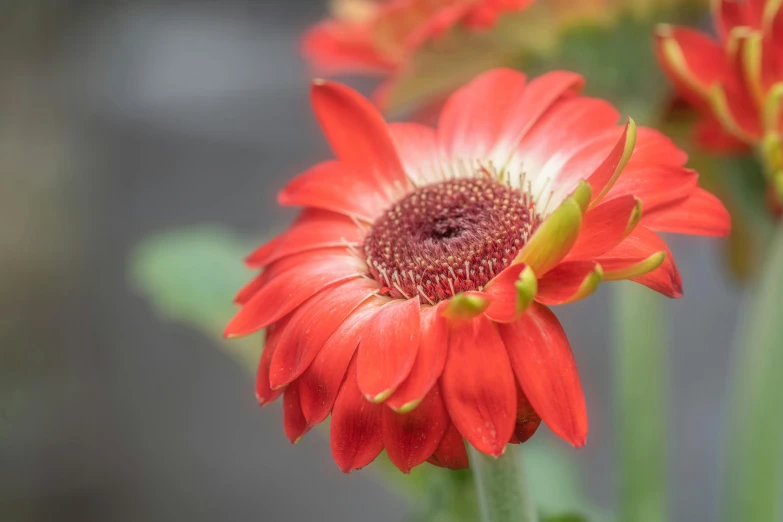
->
xmin=723 ymin=225 xmax=783 ymax=522
xmin=129 ymin=225 xmax=264 ymax=370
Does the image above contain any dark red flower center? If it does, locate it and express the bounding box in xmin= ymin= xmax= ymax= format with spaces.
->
xmin=363 ymin=177 xmax=541 ymax=303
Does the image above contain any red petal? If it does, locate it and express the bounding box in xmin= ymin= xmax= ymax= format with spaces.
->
xmin=586 ymin=120 xmax=634 ymax=203
xmin=631 ymin=127 xmax=688 ymax=167
xmin=224 ymin=254 xmax=365 ymax=338
xmin=278 ymin=160 xmax=390 ymax=220
xmin=388 ymin=122 xmax=444 ymax=186
xmin=518 ymin=96 xmax=619 ymax=192
xmin=386 ymin=305 xmax=448 ymax=412
xmin=383 ymin=386 xmax=449 ymax=473
xmin=567 ymin=195 xmax=641 ymax=259
xmin=269 ymin=278 xmax=378 ymax=389
xmin=438 ymin=68 xmax=528 ymax=161
xmin=234 ymin=271 xmax=266 ymax=305
xmin=427 ymin=422 xmax=469 ymax=470
xmin=246 ymin=209 xmax=363 ymax=268
xmin=298 ymin=298 xmax=386 ymax=426
xmin=536 ymin=261 xmax=602 ymax=306
xmin=498 ymin=303 xmax=588 ymax=447
xmin=694 ymin=115 xmax=752 ymax=152
xmin=283 ymin=380 xmax=309 ymax=444
xmin=311 ymin=80 xmax=409 ymax=196
xmin=256 ymin=319 xmax=289 ymax=406
xmin=330 ymin=357 xmax=385 ymax=473
xmin=357 ymin=298 xmax=422 ymax=402
xmin=654 ymin=25 xmax=728 ymax=108
xmin=300 ymin=22 xmax=395 ymax=76
xmin=483 ymin=263 xmax=536 ymax=323
xmin=491 ymin=71 xmax=585 ymax=162
xmin=714 ymin=0 xmax=749 ymax=39
xmin=441 ymin=315 xmax=516 ymax=457
xmin=606 ymin=165 xmax=698 ymax=213
xmin=597 ymin=227 xmax=683 ymax=298
xmin=642 ymin=188 xmax=731 ymax=237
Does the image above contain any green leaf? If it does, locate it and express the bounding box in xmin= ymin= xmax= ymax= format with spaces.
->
xmin=723 ymin=225 xmax=783 ymax=522
xmin=129 ymin=225 xmax=265 ymax=370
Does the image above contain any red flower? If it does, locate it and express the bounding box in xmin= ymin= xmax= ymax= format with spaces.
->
xmin=301 ymin=0 xmax=533 ymax=76
xmin=226 ymin=69 xmax=730 ymax=473
xmin=654 ymin=0 xmax=783 ymax=151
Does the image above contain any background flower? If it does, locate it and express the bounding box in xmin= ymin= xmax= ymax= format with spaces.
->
xmin=655 ymin=0 xmax=783 ymax=206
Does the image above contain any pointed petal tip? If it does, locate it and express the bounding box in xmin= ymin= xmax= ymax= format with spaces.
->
xmin=441 ymin=292 xmax=491 ymax=321
xmin=366 ymin=388 xmax=396 ymax=404
xmin=389 ymin=398 xmax=423 ymax=414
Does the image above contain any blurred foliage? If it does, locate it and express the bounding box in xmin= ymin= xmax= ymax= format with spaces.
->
xmin=130 ymin=225 xmax=266 ymax=370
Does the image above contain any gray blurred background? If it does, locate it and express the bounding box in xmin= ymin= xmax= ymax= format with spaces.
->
xmin=0 ymin=1 xmax=739 ymax=521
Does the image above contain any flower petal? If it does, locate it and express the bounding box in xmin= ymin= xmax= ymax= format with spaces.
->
xmin=642 ymin=188 xmax=731 ymax=237
xmin=278 ymin=160 xmax=390 ymax=221
xmin=224 ymin=254 xmax=365 ymax=338
xmin=299 ymin=298 xmax=387 ymax=426
xmin=438 ymin=68 xmax=528 ymax=161
xmin=358 ymin=298 xmax=422 ymax=403
xmin=566 ymin=195 xmax=642 ymax=260
xmin=483 ymin=263 xmax=537 ymax=323
xmin=386 ymin=306 xmax=449 ymax=413
xmin=492 ymin=71 xmax=585 ymax=164
xmin=441 ymin=291 xmax=491 ymax=321
xmin=269 ymin=278 xmax=378 ymax=389
xmin=388 ymin=122 xmax=444 ymax=185
xmin=283 ymin=380 xmax=309 ymax=444
xmin=498 ymin=303 xmax=588 ymax=447
xmin=631 ymin=128 xmax=689 ymax=167
xmin=311 ymin=80 xmax=409 ymax=197
xmin=383 ymin=386 xmax=449 ymax=473
xmin=246 ymin=209 xmax=364 ymax=268
xmin=256 ymin=320 xmax=288 ymax=407
xmin=536 ymin=261 xmax=603 ymax=306
xmin=301 ymin=22 xmax=395 ymax=76
xmin=597 ymin=227 xmax=683 ymax=298
xmin=605 ymin=165 xmax=698 ymax=214
xmin=330 ymin=357 xmax=385 ymax=473
xmin=514 ymin=183 xmax=589 ymax=275
xmin=427 ymin=422 xmax=469 ymax=470
xmin=441 ymin=315 xmax=516 ymax=457
xmin=587 ymin=119 xmax=637 ymax=206
xmin=654 ymin=24 xmax=728 ymax=106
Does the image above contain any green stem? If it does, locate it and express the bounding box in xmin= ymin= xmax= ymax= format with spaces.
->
xmin=724 ymin=225 xmax=783 ymax=522
xmin=614 ymin=283 xmax=668 ymax=522
xmin=469 ymin=445 xmax=537 ymax=522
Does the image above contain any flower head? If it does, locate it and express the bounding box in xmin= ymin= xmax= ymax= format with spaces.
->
xmin=226 ymin=69 xmax=730 ymax=473
xmin=655 ymin=0 xmax=783 ymax=201
xmin=301 ymin=0 xmax=533 ymax=77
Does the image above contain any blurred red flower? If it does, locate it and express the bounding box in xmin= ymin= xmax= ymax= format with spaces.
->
xmin=655 ymin=0 xmax=783 ymax=152
xmin=226 ymin=69 xmax=730 ymax=473
xmin=301 ymin=0 xmax=533 ymax=76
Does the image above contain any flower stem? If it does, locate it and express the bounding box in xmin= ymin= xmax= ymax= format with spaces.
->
xmin=469 ymin=445 xmax=538 ymax=522
xmin=723 ymin=225 xmax=783 ymax=522
xmin=614 ymin=283 xmax=668 ymax=522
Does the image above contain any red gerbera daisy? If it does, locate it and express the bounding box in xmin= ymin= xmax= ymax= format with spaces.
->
xmin=654 ymin=0 xmax=783 ymax=152
xmin=226 ymin=69 xmax=730 ymax=473
xmin=301 ymin=0 xmax=533 ymax=76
